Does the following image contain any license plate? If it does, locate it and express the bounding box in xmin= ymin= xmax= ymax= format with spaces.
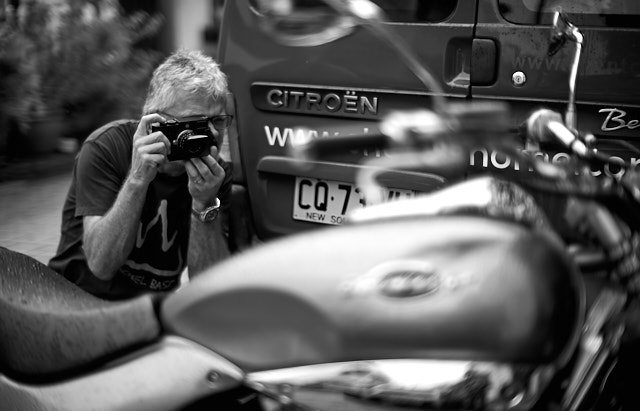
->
xmin=293 ymin=177 xmax=417 ymax=225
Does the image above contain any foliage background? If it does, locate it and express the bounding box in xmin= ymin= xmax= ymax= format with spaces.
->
xmin=0 ymin=0 xmax=164 ymax=154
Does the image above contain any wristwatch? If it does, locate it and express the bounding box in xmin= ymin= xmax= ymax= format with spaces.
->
xmin=192 ymin=198 xmax=220 ymax=223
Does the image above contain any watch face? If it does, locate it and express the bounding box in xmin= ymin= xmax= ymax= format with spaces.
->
xmin=202 ymin=208 xmax=218 ymax=222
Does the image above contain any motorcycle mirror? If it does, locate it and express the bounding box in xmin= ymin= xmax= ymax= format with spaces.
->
xmin=547 ymin=12 xmax=567 ymax=56
xmin=551 ymin=9 xmax=569 ymax=38
xmin=548 ymin=9 xmax=582 ymax=55
xmin=547 ymin=9 xmax=583 ymax=130
xmin=249 ymin=0 xmax=385 ymax=47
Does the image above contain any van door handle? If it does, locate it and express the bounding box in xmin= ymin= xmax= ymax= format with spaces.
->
xmin=471 ymin=38 xmax=498 ymax=86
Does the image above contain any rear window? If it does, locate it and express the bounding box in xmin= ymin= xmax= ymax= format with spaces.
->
xmin=370 ymin=0 xmax=456 ymax=23
xmin=249 ymin=0 xmax=458 ymax=23
xmin=499 ymin=0 xmax=640 ymax=27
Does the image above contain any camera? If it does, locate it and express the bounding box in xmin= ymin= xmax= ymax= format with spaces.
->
xmin=151 ymin=116 xmax=217 ymax=161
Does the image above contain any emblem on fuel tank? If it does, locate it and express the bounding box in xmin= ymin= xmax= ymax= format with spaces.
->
xmin=341 ymin=260 xmax=440 ymax=298
xmin=379 ymin=267 xmax=440 ymax=298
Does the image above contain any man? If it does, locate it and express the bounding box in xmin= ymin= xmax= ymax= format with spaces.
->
xmin=49 ymin=49 xmax=232 ymax=300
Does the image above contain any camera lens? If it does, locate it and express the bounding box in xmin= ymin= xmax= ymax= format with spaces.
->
xmin=175 ymin=130 xmax=195 ymax=148
xmin=176 ymin=130 xmax=209 ymax=155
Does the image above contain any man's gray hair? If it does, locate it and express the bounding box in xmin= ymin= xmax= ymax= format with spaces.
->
xmin=143 ymin=49 xmax=228 ymax=115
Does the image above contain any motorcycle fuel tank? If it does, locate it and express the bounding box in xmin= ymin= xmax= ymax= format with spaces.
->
xmin=162 ymin=215 xmax=583 ymax=373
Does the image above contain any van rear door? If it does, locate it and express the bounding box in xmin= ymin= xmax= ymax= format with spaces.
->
xmin=472 ymin=0 xmax=640 ymax=177
xmin=219 ymin=0 xmax=479 ymax=240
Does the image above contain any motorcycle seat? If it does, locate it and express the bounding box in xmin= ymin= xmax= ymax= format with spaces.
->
xmin=0 ymin=247 xmax=161 ymax=379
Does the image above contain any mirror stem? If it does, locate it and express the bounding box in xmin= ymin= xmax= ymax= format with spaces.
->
xmin=566 ymin=31 xmax=582 ymax=131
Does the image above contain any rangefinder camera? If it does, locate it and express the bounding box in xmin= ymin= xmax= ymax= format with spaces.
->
xmin=151 ymin=116 xmax=216 ymax=161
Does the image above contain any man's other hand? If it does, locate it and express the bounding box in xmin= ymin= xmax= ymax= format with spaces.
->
xmin=129 ymin=113 xmax=171 ymax=186
xmin=186 ymin=146 xmax=225 ymax=210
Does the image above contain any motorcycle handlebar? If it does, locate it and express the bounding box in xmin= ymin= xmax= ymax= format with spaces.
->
xmin=525 ymin=109 xmax=633 ymax=172
xmin=290 ymin=132 xmax=391 ymax=161
xmin=526 ymin=109 xmax=564 ymax=143
xmin=292 ymin=102 xmax=512 ymax=162
xmin=526 ymin=108 xmax=589 ymax=155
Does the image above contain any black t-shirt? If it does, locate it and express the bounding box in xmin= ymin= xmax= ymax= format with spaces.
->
xmin=49 ymin=120 xmax=231 ymax=300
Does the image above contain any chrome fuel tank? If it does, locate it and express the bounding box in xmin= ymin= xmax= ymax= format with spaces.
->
xmin=162 ymin=214 xmax=584 ymax=373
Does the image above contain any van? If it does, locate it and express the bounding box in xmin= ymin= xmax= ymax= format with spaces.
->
xmin=217 ymin=0 xmax=640 ymax=243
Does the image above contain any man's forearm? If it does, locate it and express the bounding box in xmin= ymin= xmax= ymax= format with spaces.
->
xmin=187 ymin=216 xmax=230 ymax=278
xmin=83 ymin=177 xmax=148 ymax=280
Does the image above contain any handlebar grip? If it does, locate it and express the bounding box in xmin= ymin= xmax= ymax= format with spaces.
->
xmin=525 ymin=109 xmax=591 ymax=157
xmin=546 ymin=121 xmax=589 ymax=156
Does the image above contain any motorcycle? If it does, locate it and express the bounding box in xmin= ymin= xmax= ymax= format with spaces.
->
xmin=2 ymin=1 xmax=639 ymax=410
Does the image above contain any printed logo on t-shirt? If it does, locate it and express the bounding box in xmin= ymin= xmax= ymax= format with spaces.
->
xmin=121 ymin=199 xmax=188 ymax=291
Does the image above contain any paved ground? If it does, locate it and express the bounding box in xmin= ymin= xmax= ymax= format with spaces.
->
xmin=0 ymin=155 xmax=74 ymax=264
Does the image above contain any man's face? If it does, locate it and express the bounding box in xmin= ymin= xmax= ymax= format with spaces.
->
xmin=157 ymin=91 xmax=226 ymax=175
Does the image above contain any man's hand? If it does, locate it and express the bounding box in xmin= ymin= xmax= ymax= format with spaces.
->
xmin=129 ymin=114 xmax=170 ymax=186
xmin=186 ymin=145 xmax=226 ymax=210
xmin=186 ymin=145 xmax=230 ymax=276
